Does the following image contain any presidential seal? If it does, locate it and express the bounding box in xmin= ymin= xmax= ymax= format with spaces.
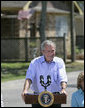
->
xmin=38 ymin=91 xmax=54 ymax=107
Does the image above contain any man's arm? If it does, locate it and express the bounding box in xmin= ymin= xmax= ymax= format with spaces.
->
xmin=21 ymin=79 xmax=32 ymax=101
xmin=23 ymin=79 xmax=32 ymax=92
xmin=57 ymin=59 xmax=67 ymax=95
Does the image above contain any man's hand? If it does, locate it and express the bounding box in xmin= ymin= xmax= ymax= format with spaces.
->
xmin=21 ymin=79 xmax=32 ymax=102
xmin=60 ymin=82 xmax=67 ymax=95
xmin=60 ymin=89 xmax=67 ymax=95
xmin=21 ymin=90 xmax=28 ymax=102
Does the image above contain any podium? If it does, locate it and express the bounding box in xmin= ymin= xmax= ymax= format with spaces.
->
xmin=24 ymin=75 xmax=67 ymax=107
xmin=24 ymin=92 xmax=67 ymax=107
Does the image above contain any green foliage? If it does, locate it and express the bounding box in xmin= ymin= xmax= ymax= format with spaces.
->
xmin=76 ymin=47 xmax=84 ymax=54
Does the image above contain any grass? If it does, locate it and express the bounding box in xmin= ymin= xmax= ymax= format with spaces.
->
xmin=66 ymin=61 xmax=84 ymax=72
xmin=1 ymin=61 xmax=84 ymax=82
xmin=1 ymin=62 xmax=29 ymax=82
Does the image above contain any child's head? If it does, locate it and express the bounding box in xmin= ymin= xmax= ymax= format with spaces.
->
xmin=77 ymin=72 xmax=84 ymax=90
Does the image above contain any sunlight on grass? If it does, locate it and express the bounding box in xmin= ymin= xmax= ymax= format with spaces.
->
xmin=1 ymin=61 xmax=84 ymax=82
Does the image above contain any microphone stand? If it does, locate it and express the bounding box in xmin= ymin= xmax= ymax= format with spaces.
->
xmin=40 ymin=75 xmax=51 ymax=91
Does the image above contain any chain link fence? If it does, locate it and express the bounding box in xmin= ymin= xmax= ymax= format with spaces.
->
xmin=1 ymin=37 xmax=66 ymax=62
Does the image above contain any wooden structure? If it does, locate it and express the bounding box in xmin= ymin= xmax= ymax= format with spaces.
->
xmin=24 ymin=93 xmax=67 ymax=104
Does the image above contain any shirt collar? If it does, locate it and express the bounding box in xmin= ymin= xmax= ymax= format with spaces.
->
xmin=40 ymin=56 xmax=56 ymax=64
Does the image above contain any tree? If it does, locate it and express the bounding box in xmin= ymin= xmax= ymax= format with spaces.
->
xmin=39 ymin=1 xmax=47 ymax=43
xmin=70 ymin=1 xmax=76 ymax=62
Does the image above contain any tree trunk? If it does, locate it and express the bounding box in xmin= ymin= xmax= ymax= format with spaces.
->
xmin=39 ymin=1 xmax=47 ymax=43
xmin=70 ymin=1 xmax=76 ymax=62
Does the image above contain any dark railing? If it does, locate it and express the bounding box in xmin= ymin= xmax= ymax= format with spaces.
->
xmin=76 ymin=36 xmax=84 ymax=49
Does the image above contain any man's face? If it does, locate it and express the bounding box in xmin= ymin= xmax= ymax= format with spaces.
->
xmin=42 ymin=45 xmax=55 ymax=62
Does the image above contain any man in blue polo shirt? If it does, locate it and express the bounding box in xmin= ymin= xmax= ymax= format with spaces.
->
xmin=22 ymin=40 xmax=67 ymax=107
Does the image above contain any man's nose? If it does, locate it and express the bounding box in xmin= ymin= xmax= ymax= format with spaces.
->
xmin=48 ymin=52 xmax=54 ymax=56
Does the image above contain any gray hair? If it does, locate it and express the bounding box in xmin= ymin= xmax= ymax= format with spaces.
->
xmin=41 ymin=40 xmax=56 ymax=51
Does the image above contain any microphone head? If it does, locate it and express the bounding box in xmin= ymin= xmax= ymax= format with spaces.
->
xmin=40 ymin=75 xmax=44 ymax=79
xmin=40 ymin=75 xmax=44 ymax=83
xmin=47 ymin=75 xmax=51 ymax=79
xmin=47 ymin=75 xmax=51 ymax=83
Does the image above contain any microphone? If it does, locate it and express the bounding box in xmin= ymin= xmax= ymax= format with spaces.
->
xmin=47 ymin=75 xmax=51 ymax=83
xmin=40 ymin=75 xmax=44 ymax=84
xmin=40 ymin=75 xmax=51 ymax=90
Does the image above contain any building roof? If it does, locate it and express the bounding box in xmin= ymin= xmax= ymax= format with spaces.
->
xmin=1 ymin=1 xmax=28 ymax=8
xmin=34 ymin=7 xmax=70 ymax=14
xmin=1 ymin=1 xmax=83 ymax=15
xmin=1 ymin=1 xmax=31 ymax=14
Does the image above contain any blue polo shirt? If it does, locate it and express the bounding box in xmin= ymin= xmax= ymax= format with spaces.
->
xmin=26 ymin=56 xmax=67 ymax=93
xmin=71 ymin=88 xmax=84 ymax=107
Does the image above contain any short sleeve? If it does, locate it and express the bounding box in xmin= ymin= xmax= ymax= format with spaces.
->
xmin=25 ymin=61 xmax=36 ymax=82
xmin=57 ymin=59 xmax=67 ymax=83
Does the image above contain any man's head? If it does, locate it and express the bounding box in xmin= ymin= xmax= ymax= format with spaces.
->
xmin=41 ymin=40 xmax=56 ymax=62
